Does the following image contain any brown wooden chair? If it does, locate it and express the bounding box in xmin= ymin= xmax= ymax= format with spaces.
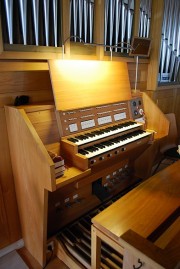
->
xmin=154 ymin=113 xmax=180 ymax=173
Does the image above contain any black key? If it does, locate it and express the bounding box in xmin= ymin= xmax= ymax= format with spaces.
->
xmin=85 ymin=146 xmax=98 ymax=152
xmin=78 ymin=149 xmax=89 ymax=155
xmin=95 ymin=143 xmax=106 ymax=149
xmin=68 ymin=137 xmax=79 ymax=143
xmin=84 ymin=132 xmax=96 ymax=137
xmin=75 ymin=135 xmax=88 ymax=140
xmin=102 ymin=141 xmax=114 ymax=146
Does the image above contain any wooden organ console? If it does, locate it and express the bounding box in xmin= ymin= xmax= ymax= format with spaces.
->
xmin=5 ymin=60 xmax=170 ymax=268
xmin=59 ymin=99 xmax=153 ymax=171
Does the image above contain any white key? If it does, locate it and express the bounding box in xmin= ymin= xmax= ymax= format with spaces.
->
xmin=83 ymin=131 xmax=151 ymax=158
xmin=74 ymin=122 xmax=142 ymax=146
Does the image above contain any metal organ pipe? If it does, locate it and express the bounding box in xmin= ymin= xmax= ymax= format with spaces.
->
xmin=18 ymin=0 xmax=27 ymax=45
xmin=89 ymin=0 xmax=94 ymax=43
xmin=159 ymin=0 xmax=180 ymax=82
xmin=165 ymin=1 xmax=174 ymax=74
xmin=70 ymin=0 xmax=94 ymax=44
xmin=72 ymin=0 xmax=78 ymax=42
xmin=4 ymin=0 xmax=13 ymax=44
xmin=160 ymin=0 xmax=169 ymax=81
xmin=83 ymin=0 xmax=87 ymax=42
xmin=104 ymin=0 xmax=109 ymax=51
xmin=120 ymin=1 xmax=128 ymax=53
xmin=109 ymin=0 xmax=115 ymax=48
xmin=2 ymin=0 xmax=62 ymax=47
xmin=114 ymin=0 xmax=121 ymax=53
xmin=127 ymin=0 xmax=134 ymax=53
xmin=138 ymin=0 xmax=151 ymax=38
xmin=104 ymin=0 xmax=134 ymax=53
xmin=78 ymin=0 xmax=83 ymax=40
xmin=31 ymin=0 xmax=39 ymax=46
xmin=43 ymin=0 xmax=50 ymax=46
xmin=169 ymin=1 xmax=180 ymax=81
xmin=52 ymin=0 xmax=58 ymax=47
xmin=3 ymin=0 xmax=137 ymax=53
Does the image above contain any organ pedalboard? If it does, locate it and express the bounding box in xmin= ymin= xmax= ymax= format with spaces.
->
xmin=48 ymin=159 xmax=143 ymax=269
xmin=59 ymin=97 xmax=153 ymax=170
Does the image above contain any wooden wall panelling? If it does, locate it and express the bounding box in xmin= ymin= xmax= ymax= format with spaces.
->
xmin=0 ymin=61 xmax=49 ymax=72
xmin=0 ymin=70 xmax=51 ymax=94
xmin=0 ymin=11 xmax=3 ymax=54
xmin=0 ymin=109 xmax=21 ymax=247
xmin=0 ymin=91 xmax=53 ymax=108
xmin=0 ymin=51 xmax=63 ymax=60
xmin=5 ymin=106 xmax=56 ymax=267
xmin=147 ymin=0 xmax=164 ymax=91
xmin=128 ymin=62 xmax=148 ymax=91
xmin=142 ymin=90 xmax=154 ymax=99
xmin=174 ymin=88 xmax=180 ymax=138
xmin=27 ymin=108 xmax=60 ymax=146
xmin=133 ymin=92 xmax=169 ymax=179
xmin=152 ymin=86 xmax=180 ymax=138
xmin=0 ymin=179 xmax=11 ymax=248
xmin=94 ymin=0 xmax=105 ymax=60
xmin=133 ymin=0 xmax=141 ymax=36
xmin=142 ymin=92 xmax=169 ymax=139
xmin=153 ymin=88 xmax=176 ymax=114
xmin=0 ymin=70 xmax=54 ymax=108
xmin=62 ymin=0 xmax=71 ymax=58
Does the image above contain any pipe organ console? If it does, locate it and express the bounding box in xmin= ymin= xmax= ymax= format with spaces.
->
xmin=59 ymin=98 xmax=153 ymax=171
xmin=5 ymin=60 xmax=169 ymax=268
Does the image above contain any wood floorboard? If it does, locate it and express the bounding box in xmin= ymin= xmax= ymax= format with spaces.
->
xmin=17 ymin=248 xmax=69 ymax=269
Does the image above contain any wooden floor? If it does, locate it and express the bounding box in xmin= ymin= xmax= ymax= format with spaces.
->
xmin=45 ymin=258 xmax=69 ymax=269
xmin=0 ymin=247 xmax=69 ymax=269
xmin=18 ymin=248 xmax=69 ymax=269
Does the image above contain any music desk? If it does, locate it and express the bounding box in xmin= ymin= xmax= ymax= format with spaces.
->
xmin=91 ymin=161 xmax=180 ymax=269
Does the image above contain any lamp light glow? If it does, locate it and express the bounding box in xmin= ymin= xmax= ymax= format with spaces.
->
xmin=61 ymin=35 xmax=151 ymax=94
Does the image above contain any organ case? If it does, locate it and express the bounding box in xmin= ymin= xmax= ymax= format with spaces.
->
xmin=5 ymin=60 xmax=169 ymax=268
